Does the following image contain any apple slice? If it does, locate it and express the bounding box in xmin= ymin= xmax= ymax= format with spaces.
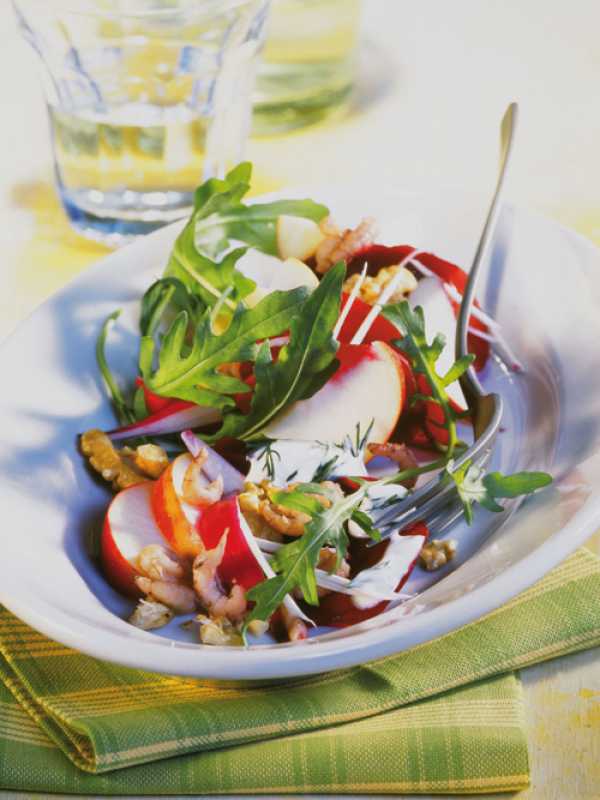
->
xmin=236 ymin=249 xmax=318 ymax=307
xmin=264 ymin=341 xmax=405 ymax=445
xmin=101 ymin=482 xmax=165 ymax=598
xmin=276 ymin=215 xmax=325 ymax=261
xmin=151 ymin=453 xmax=204 ymax=558
xmin=108 ymin=401 xmax=220 ymax=442
xmin=408 ymin=277 xmax=466 ymax=409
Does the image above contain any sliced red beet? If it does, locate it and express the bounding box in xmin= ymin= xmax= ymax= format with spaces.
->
xmin=337 ymin=292 xmax=400 ymax=345
xmin=305 ymin=521 xmax=428 ymax=628
xmin=346 ymin=244 xmax=490 ymax=371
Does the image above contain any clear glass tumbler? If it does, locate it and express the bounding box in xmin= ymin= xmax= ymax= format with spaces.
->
xmin=13 ymin=0 xmax=270 ymax=244
xmin=253 ymin=0 xmax=362 ymax=134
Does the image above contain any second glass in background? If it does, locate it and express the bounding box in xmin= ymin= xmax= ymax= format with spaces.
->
xmin=254 ymin=0 xmax=362 ymax=134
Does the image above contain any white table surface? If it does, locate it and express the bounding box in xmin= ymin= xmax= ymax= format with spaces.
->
xmin=1 ymin=0 xmax=599 ymax=797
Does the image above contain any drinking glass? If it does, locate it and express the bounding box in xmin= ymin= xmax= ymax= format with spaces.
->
xmin=13 ymin=0 xmax=270 ymax=244
xmin=253 ymin=0 xmax=362 ymax=134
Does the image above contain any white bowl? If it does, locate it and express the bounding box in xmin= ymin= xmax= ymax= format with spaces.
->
xmin=1 ymin=186 xmax=599 ymax=680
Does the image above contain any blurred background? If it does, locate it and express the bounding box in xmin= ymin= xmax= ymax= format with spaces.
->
xmin=1 ymin=0 xmax=599 ymax=337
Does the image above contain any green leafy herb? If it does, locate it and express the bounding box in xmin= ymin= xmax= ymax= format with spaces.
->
xmin=192 ymin=162 xmax=329 ymax=258
xmin=164 ymin=162 xmax=328 ymax=309
xmin=447 ymin=459 xmax=553 ymax=524
xmin=209 ymin=262 xmax=345 ymax=442
xmin=244 ymin=483 xmax=372 ymax=629
xmin=141 ymin=286 xmax=308 ymax=408
xmin=250 ymin=440 xmax=282 ymax=482
xmin=312 ymin=454 xmax=342 ymax=483
xmin=96 ymin=311 xmax=136 ymax=426
xmin=244 ymin=451 xmax=551 ymax=629
xmin=140 ymin=277 xmax=205 ymax=338
xmin=383 ymin=300 xmax=474 ymax=457
xmin=350 ymin=508 xmax=382 ymax=541
xmin=339 ymin=419 xmax=375 ymax=459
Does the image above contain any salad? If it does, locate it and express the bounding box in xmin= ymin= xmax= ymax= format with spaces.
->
xmin=81 ymin=163 xmax=551 ymax=646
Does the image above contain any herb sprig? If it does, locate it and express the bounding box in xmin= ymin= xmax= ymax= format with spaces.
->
xmin=447 ymin=459 xmax=553 ymax=524
xmin=383 ymin=301 xmax=474 ymax=457
xmin=96 ymin=311 xmax=136 ymax=426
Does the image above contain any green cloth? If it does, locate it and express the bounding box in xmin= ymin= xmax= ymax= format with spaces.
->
xmin=2 ymin=548 xmax=600 ymax=795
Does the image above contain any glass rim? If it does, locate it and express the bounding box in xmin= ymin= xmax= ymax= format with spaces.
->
xmin=12 ymin=0 xmax=262 ymax=21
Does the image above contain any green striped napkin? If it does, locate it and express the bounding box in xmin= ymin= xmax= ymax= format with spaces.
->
xmin=2 ymin=548 xmax=600 ymax=795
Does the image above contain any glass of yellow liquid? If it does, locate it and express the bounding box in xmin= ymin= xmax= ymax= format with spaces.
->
xmin=254 ymin=0 xmax=362 ymax=134
xmin=13 ymin=0 xmax=270 ymax=244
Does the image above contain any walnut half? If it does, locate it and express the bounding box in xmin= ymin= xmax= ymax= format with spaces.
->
xmin=419 ymin=539 xmax=457 ymax=571
xmin=80 ymin=429 xmax=169 ymax=491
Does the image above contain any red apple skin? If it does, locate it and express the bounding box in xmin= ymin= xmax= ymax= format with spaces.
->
xmin=101 ymin=515 xmax=141 ymax=598
xmin=101 ymin=482 xmax=165 ymax=598
xmin=196 ymin=498 xmax=264 ymax=590
xmin=336 ymin=296 xmax=415 ymax=407
xmin=151 ymin=456 xmax=203 ymax=559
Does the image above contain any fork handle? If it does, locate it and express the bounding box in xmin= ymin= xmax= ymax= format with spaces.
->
xmin=456 ymin=103 xmax=519 ymax=403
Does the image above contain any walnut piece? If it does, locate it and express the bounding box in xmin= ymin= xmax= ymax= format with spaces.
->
xmin=239 ymin=480 xmax=343 ymax=538
xmin=315 ymin=217 xmax=377 ymax=274
xmin=419 ymin=539 xmax=457 ymax=571
xmin=80 ymin=429 xmax=169 ymax=491
xmin=134 ymin=444 xmax=170 ymax=479
xmin=196 ymin=615 xmax=243 ymax=646
xmin=129 ymin=599 xmax=173 ymax=630
xmin=343 ymin=264 xmax=417 ymax=304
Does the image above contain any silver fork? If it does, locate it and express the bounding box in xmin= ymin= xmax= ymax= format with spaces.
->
xmin=375 ymin=103 xmax=519 ymax=537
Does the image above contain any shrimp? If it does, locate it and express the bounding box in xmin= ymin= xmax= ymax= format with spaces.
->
xmin=135 ymin=576 xmax=197 ymax=614
xmin=279 ymin=603 xmax=308 ymax=642
xmin=367 ymin=442 xmax=419 ymax=488
xmin=192 ymin=530 xmax=248 ymax=622
xmin=135 ymin=544 xmax=184 ymax=582
xmin=315 ymin=217 xmax=377 ymax=274
xmin=182 ymin=448 xmax=225 ymax=508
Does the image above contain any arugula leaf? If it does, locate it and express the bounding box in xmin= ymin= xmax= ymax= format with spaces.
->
xmin=142 ymin=286 xmax=308 ymax=407
xmin=244 ymin=484 xmax=371 ymax=628
xmin=209 ymin=262 xmax=345 ymax=442
xmin=383 ymin=300 xmax=474 ymax=458
xmin=268 ymin=487 xmax=326 ymax=517
xmin=447 ymin=459 xmax=553 ymax=523
xmin=164 ymin=162 xmax=328 ymax=308
xmin=140 ymin=277 xmax=205 ymax=337
xmin=165 ymin=237 xmax=254 ymax=310
xmin=483 ymin=471 xmax=553 ymax=498
xmin=96 ymin=311 xmax=136 ymax=426
xmin=198 ymin=198 xmax=330 ymax=258
xmin=191 ymin=162 xmax=328 ymax=258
